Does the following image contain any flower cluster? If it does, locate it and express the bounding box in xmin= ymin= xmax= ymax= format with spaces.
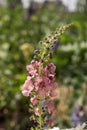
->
xmin=21 ymin=24 xmax=73 ymax=129
xmin=22 ymin=60 xmax=57 ymax=116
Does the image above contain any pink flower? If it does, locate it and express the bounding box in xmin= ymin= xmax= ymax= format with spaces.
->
xmin=31 ymin=60 xmax=41 ymax=70
xmin=45 ymin=63 xmax=56 ymax=75
xmin=34 ymin=107 xmax=40 ymax=116
xmin=22 ymin=60 xmax=57 ymax=104
xmin=28 ymin=69 xmax=37 ymax=77
xmin=22 ymin=79 xmax=34 ymax=96
xmin=43 ymin=77 xmax=57 ymax=93
xmin=43 ymin=76 xmax=50 ymax=85
xmin=30 ymin=96 xmax=38 ymax=106
xmin=38 ymin=87 xmax=46 ymax=97
xmin=27 ymin=76 xmax=32 ymax=80
xmin=34 ymin=74 xmax=57 ymax=97
xmin=26 ymin=64 xmax=37 ymax=78
xmin=26 ymin=64 xmax=34 ymax=72
xmin=22 ymin=90 xmax=30 ymax=97
xmin=50 ymin=82 xmax=58 ymax=91
xmin=47 ymin=100 xmax=55 ymax=114
xmin=26 ymin=60 xmax=42 ymax=78
xmin=35 ymin=76 xmax=43 ymax=91
xmin=24 ymin=79 xmax=34 ymax=89
xmin=35 ymin=76 xmax=50 ymax=97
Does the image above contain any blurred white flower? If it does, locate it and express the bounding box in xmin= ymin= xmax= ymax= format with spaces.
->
xmin=49 ymin=127 xmax=60 ymax=130
xmin=21 ymin=0 xmax=30 ymax=8
xmin=44 ymin=123 xmax=86 ymax=130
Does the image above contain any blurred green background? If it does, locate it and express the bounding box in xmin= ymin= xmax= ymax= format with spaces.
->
xmin=0 ymin=0 xmax=87 ymax=129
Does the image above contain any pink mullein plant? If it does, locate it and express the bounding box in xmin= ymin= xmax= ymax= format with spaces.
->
xmin=21 ymin=24 xmax=73 ymax=130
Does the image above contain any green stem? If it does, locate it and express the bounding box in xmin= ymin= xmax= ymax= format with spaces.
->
xmin=38 ymin=97 xmax=43 ymax=130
